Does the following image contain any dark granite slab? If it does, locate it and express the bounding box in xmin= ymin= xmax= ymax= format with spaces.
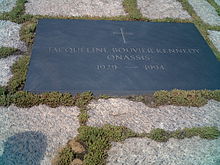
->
xmin=24 ymin=19 xmax=220 ymax=95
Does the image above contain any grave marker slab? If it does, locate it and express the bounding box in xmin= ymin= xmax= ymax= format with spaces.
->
xmin=24 ymin=19 xmax=220 ymax=95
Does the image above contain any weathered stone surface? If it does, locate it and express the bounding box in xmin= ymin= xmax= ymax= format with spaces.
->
xmin=188 ymin=0 xmax=220 ymax=26
xmin=137 ymin=0 xmax=191 ymax=19
xmin=0 ymin=105 xmax=80 ymax=164
xmin=214 ymin=0 xmax=220 ymax=6
xmin=0 ymin=0 xmax=17 ymax=13
xmin=87 ymin=99 xmax=220 ymax=133
xmin=208 ymin=30 xmax=220 ymax=52
xmin=0 ymin=55 xmax=21 ymax=86
xmin=107 ymin=137 xmax=220 ymax=165
xmin=0 ymin=21 xmax=26 ymax=51
xmin=25 ymin=0 xmax=126 ymax=17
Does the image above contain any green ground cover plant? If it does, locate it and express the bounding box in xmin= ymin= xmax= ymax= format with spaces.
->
xmin=146 ymin=126 xmax=220 ymax=142
xmin=20 ymin=21 xmax=37 ymax=46
xmin=126 ymin=94 xmax=156 ymax=107
xmin=52 ymin=146 xmax=77 ymax=165
xmin=76 ymin=125 xmax=137 ymax=165
xmin=0 ymin=87 xmax=9 ymax=106
xmin=0 ymin=47 xmax=18 ymax=58
xmin=0 ymin=0 xmax=33 ymax=23
xmin=11 ymin=91 xmax=75 ymax=108
xmin=55 ymin=125 xmax=220 ymax=165
xmin=7 ymin=55 xmax=30 ymax=93
xmin=127 ymin=89 xmax=220 ymax=107
xmin=57 ymin=147 xmax=75 ymax=165
xmin=3 ymin=91 xmax=92 ymax=108
xmin=75 ymin=92 xmax=94 ymax=125
xmin=154 ymin=89 xmax=220 ymax=107
xmin=207 ymin=0 xmax=220 ymax=16
xmin=123 ymin=0 xmax=142 ymax=19
xmin=0 ymin=87 xmax=6 ymax=95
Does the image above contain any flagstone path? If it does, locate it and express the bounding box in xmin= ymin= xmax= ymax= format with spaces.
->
xmin=0 ymin=0 xmax=17 ymax=13
xmin=0 ymin=0 xmax=220 ymax=164
xmin=215 ymin=0 xmax=220 ymax=6
xmin=0 ymin=105 xmax=80 ymax=165
xmin=137 ymin=0 xmax=191 ymax=19
xmin=208 ymin=30 xmax=220 ymax=52
xmin=0 ymin=55 xmax=21 ymax=86
xmin=25 ymin=0 xmax=126 ymax=17
xmin=107 ymin=137 xmax=220 ymax=165
xmin=0 ymin=21 xmax=26 ymax=51
xmin=188 ymin=0 xmax=220 ymax=26
xmin=87 ymin=98 xmax=220 ymax=133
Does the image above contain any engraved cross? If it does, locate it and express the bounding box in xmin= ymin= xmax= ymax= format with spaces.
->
xmin=113 ymin=28 xmax=133 ymax=44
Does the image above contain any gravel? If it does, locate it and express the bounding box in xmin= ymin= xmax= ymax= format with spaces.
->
xmin=107 ymin=137 xmax=220 ymax=165
xmin=0 ymin=21 xmax=26 ymax=51
xmin=0 ymin=55 xmax=21 ymax=86
xmin=0 ymin=0 xmax=17 ymax=13
xmin=137 ymin=0 xmax=191 ymax=19
xmin=208 ymin=30 xmax=220 ymax=52
xmin=0 ymin=105 xmax=80 ymax=165
xmin=87 ymin=98 xmax=220 ymax=133
xmin=25 ymin=0 xmax=126 ymax=17
xmin=188 ymin=0 xmax=220 ymax=26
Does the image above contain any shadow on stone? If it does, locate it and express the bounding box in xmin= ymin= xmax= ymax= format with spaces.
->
xmin=0 ymin=131 xmax=47 ymax=165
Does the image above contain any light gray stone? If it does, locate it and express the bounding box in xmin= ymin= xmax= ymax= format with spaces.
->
xmin=0 ymin=55 xmax=21 ymax=86
xmin=208 ymin=30 xmax=220 ymax=52
xmin=0 ymin=105 xmax=80 ymax=165
xmin=25 ymin=0 xmax=126 ymax=17
xmin=137 ymin=0 xmax=191 ymax=19
xmin=107 ymin=137 xmax=220 ymax=165
xmin=87 ymin=98 xmax=220 ymax=133
xmin=214 ymin=0 xmax=220 ymax=6
xmin=0 ymin=21 xmax=26 ymax=51
xmin=0 ymin=0 xmax=17 ymax=13
xmin=188 ymin=0 xmax=220 ymax=26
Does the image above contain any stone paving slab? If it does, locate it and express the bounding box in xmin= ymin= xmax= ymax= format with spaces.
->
xmin=107 ymin=137 xmax=220 ymax=165
xmin=0 ymin=0 xmax=17 ymax=13
xmin=25 ymin=0 xmax=126 ymax=17
xmin=0 ymin=105 xmax=80 ymax=165
xmin=87 ymin=98 xmax=220 ymax=133
xmin=188 ymin=0 xmax=220 ymax=26
xmin=215 ymin=0 xmax=220 ymax=6
xmin=0 ymin=21 xmax=26 ymax=51
xmin=208 ymin=30 xmax=220 ymax=52
xmin=137 ymin=0 xmax=191 ymax=19
xmin=0 ymin=55 xmax=21 ymax=86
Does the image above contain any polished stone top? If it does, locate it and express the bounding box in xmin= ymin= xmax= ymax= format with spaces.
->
xmin=24 ymin=19 xmax=220 ymax=95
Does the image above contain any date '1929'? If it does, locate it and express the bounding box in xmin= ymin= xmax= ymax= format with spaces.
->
xmin=97 ymin=65 xmax=118 ymax=70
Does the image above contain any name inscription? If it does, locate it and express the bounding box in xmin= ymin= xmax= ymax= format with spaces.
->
xmin=48 ymin=47 xmax=200 ymax=72
xmin=49 ymin=47 xmax=200 ymax=54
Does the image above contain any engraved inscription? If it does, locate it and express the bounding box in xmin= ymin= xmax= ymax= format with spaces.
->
xmin=144 ymin=65 xmax=165 ymax=71
xmin=107 ymin=55 xmax=151 ymax=61
xmin=97 ymin=65 xmax=118 ymax=71
xmin=49 ymin=47 xmax=108 ymax=54
xmin=48 ymin=47 xmax=200 ymax=55
xmin=113 ymin=28 xmax=133 ymax=44
xmin=47 ymin=46 xmax=201 ymax=73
